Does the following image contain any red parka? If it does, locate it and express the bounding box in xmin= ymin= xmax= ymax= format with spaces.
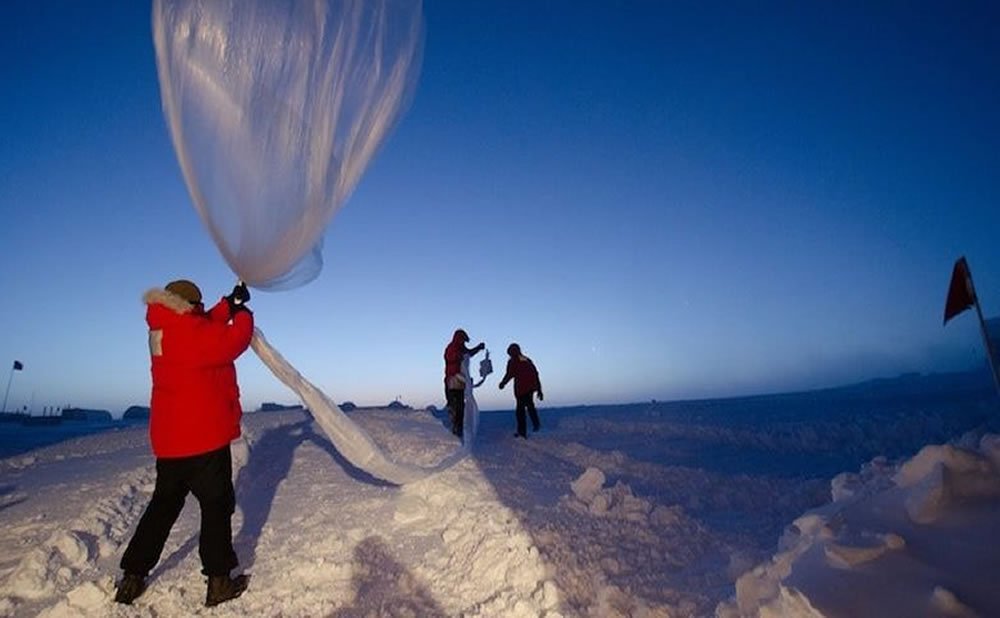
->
xmin=444 ymin=329 xmax=484 ymax=388
xmin=144 ymin=287 xmax=254 ymax=458
xmin=500 ymin=353 xmax=541 ymax=398
xmin=444 ymin=330 xmax=469 ymax=381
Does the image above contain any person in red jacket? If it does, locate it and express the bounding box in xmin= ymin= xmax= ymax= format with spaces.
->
xmin=443 ymin=328 xmax=485 ymax=438
xmin=498 ymin=343 xmax=543 ymax=439
xmin=115 ymin=279 xmax=254 ymax=607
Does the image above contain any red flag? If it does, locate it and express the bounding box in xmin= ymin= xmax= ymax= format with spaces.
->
xmin=12 ymin=360 xmax=22 ymax=371
xmin=943 ymin=257 xmax=976 ymax=325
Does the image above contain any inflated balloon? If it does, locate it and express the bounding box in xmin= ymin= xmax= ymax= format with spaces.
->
xmin=151 ymin=0 xmax=445 ymax=485
xmin=153 ymin=0 xmax=424 ymax=289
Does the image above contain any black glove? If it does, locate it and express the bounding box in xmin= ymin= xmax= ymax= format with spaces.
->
xmin=225 ymin=281 xmax=251 ymax=314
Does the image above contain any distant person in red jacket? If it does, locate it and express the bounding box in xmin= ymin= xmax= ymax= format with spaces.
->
xmin=443 ymin=328 xmax=485 ymax=438
xmin=115 ymin=279 xmax=253 ymax=608
xmin=498 ymin=343 xmax=543 ymax=439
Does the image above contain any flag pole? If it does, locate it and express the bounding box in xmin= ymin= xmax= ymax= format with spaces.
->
xmin=963 ymin=261 xmax=1000 ymax=398
xmin=945 ymin=257 xmax=1000 ymax=400
xmin=970 ymin=289 xmax=1000 ymax=399
xmin=2 ymin=365 xmax=13 ymax=413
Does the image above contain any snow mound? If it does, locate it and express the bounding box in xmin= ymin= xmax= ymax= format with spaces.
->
xmin=0 ymin=470 xmax=150 ymax=608
xmin=570 ymin=467 xmax=605 ymax=504
xmin=37 ymin=581 xmax=108 ymax=618
xmin=567 ymin=467 xmax=656 ymax=521
xmin=718 ymin=432 xmax=1000 ymax=617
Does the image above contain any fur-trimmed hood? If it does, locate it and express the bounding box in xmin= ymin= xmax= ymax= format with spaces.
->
xmin=143 ymin=287 xmax=196 ymax=315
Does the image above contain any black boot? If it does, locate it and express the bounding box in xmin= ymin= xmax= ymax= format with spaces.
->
xmin=205 ymin=573 xmax=249 ymax=607
xmin=114 ymin=573 xmax=147 ymax=605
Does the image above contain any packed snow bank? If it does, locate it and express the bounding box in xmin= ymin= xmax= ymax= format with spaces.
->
xmin=719 ymin=432 xmax=1000 ymax=617
xmin=0 ymin=409 xmax=556 ymax=617
xmin=2 ymin=387 xmax=995 ymax=617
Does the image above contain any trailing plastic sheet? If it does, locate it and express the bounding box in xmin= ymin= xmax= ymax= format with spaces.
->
xmin=461 ymin=350 xmax=494 ymax=448
xmin=462 ymin=355 xmax=479 ymax=448
xmin=251 ymin=329 xmax=466 ymax=485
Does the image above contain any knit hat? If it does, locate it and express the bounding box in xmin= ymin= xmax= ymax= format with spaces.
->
xmin=165 ymin=279 xmax=202 ymax=304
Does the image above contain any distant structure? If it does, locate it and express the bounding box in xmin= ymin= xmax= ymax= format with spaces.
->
xmin=258 ymin=402 xmax=302 ymax=412
xmin=123 ymin=406 xmax=151 ymax=420
xmin=336 ymin=401 xmax=413 ymax=412
xmin=61 ymin=407 xmax=113 ymax=422
xmin=21 ymin=415 xmax=61 ymax=426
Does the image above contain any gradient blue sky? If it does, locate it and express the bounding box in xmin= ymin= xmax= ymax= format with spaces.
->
xmin=2 ymin=1 xmax=999 ymax=414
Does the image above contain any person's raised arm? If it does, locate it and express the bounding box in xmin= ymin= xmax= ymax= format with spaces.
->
xmin=534 ymin=361 xmax=543 ymax=400
xmin=178 ymin=309 xmax=254 ymax=367
xmin=498 ymin=358 xmax=514 ymax=389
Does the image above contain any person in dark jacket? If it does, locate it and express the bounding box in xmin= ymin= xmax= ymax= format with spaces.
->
xmin=443 ymin=328 xmax=485 ymax=438
xmin=114 ymin=279 xmax=254 ymax=608
xmin=498 ymin=343 xmax=543 ymax=439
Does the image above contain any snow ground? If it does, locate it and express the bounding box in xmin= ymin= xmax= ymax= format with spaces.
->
xmin=0 ymin=378 xmax=998 ymax=617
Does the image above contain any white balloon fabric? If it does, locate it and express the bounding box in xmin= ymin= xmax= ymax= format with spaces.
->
xmin=461 ymin=354 xmax=480 ymax=449
xmin=252 ymin=328 xmax=467 ymax=485
xmin=152 ymin=0 xmax=424 ymax=289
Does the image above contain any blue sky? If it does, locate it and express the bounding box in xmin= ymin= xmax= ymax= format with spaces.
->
xmin=1 ymin=1 xmax=999 ymax=414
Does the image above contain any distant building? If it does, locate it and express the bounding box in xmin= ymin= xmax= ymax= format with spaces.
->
xmin=336 ymin=401 xmax=412 ymax=412
xmin=61 ymin=408 xmax=112 ymax=422
xmin=21 ymin=416 xmax=61 ymax=426
xmin=259 ymin=402 xmax=302 ymax=412
xmin=122 ymin=406 xmax=151 ymax=420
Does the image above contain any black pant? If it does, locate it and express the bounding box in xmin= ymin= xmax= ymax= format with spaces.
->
xmin=445 ymin=388 xmax=465 ymax=436
xmin=120 ymin=445 xmax=238 ymax=577
xmin=515 ymin=394 xmax=541 ymax=437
